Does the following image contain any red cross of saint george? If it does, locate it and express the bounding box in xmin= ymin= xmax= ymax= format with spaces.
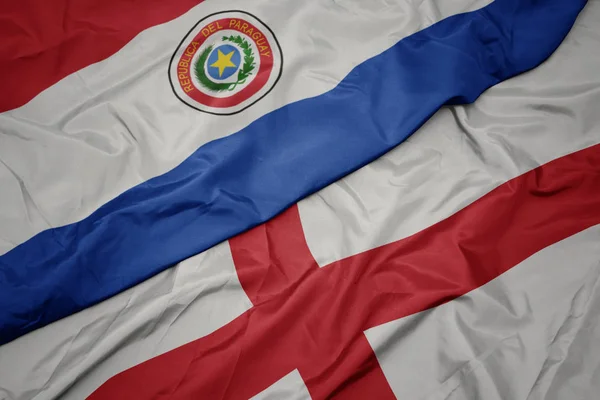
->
xmin=90 ymin=144 xmax=600 ymax=399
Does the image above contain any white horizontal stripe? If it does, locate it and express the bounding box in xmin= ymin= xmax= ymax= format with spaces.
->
xmin=251 ymin=370 xmax=312 ymax=400
xmin=0 ymin=0 xmax=491 ymax=255
xmin=298 ymin=0 xmax=600 ymax=267
xmin=366 ymin=224 xmax=600 ymax=400
xmin=0 ymin=242 xmax=252 ymax=400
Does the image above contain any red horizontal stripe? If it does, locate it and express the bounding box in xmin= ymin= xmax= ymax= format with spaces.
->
xmin=90 ymin=144 xmax=600 ymax=399
xmin=0 ymin=0 xmax=203 ymax=112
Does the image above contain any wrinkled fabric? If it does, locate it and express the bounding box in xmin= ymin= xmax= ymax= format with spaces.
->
xmin=0 ymin=0 xmax=599 ymax=399
xmin=0 ymin=0 xmax=587 ymax=346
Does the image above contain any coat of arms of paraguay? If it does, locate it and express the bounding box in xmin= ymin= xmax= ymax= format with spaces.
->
xmin=169 ymin=11 xmax=283 ymax=115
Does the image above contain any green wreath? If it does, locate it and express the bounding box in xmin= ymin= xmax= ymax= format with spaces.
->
xmin=194 ymin=35 xmax=256 ymax=92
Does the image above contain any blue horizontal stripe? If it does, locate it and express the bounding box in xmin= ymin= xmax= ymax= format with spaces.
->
xmin=0 ymin=0 xmax=586 ymax=344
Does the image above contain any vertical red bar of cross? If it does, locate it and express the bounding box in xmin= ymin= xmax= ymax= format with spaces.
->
xmin=229 ymin=206 xmax=396 ymax=399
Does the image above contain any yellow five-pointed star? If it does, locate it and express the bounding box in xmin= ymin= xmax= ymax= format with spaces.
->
xmin=210 ymin=49 xmax=236 ymax=77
